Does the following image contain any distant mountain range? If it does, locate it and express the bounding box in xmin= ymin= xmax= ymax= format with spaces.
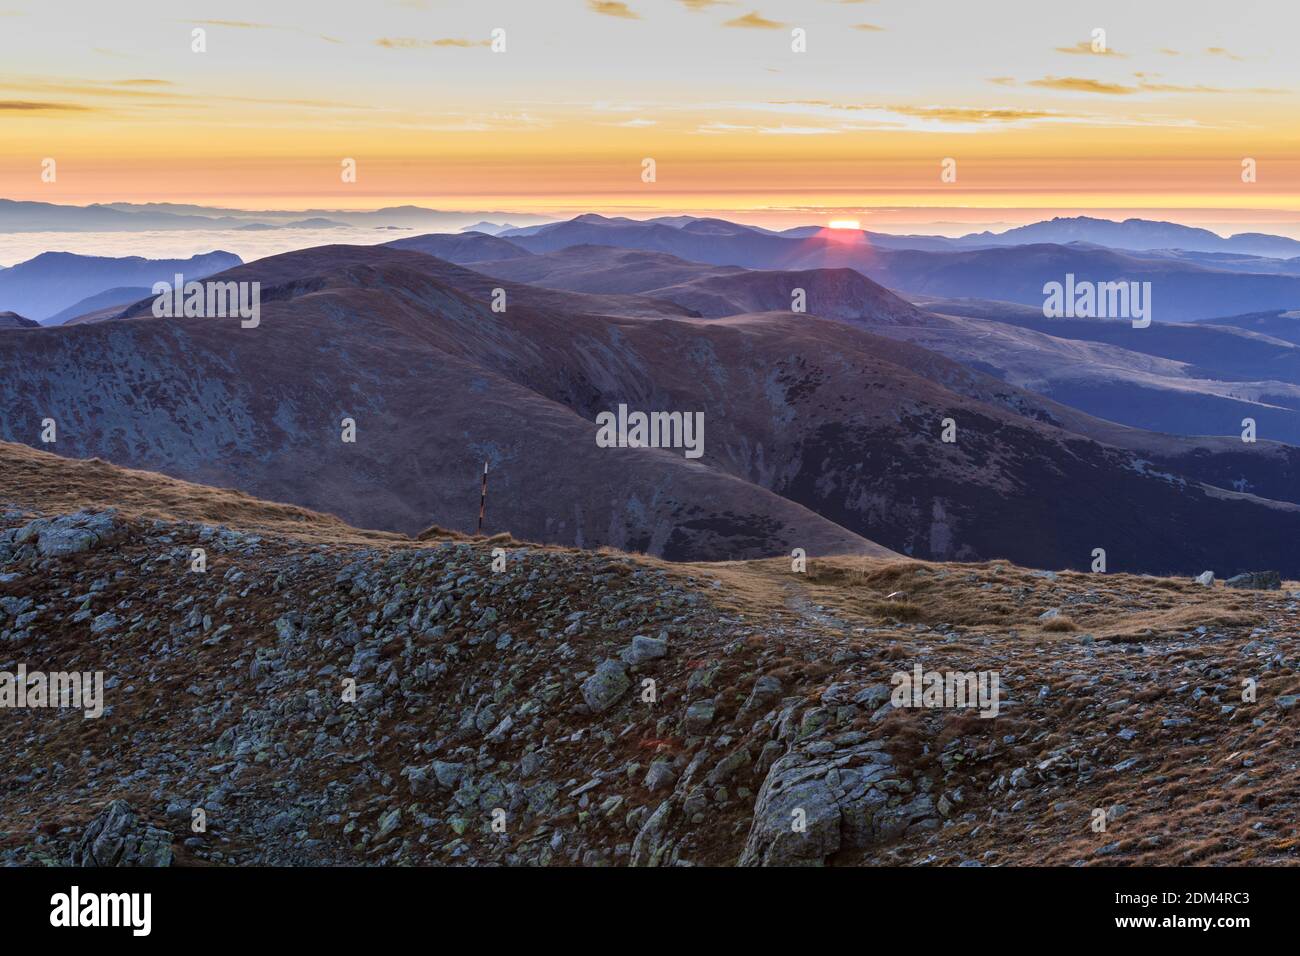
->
xmin=481 ymin=215 xmax=1300 ymax=322
xmin=960 ymin=216 xmax=1300 ymax=258
xmin=496 ymin=213 xmax=1300 ymax=258
xmin=0 ymin=199 xmax=553 ymax=234
xmin=9 ymin=199 xmax=1298 ymax=259
xmin=0 ymin=251 xmax=242 ymax=322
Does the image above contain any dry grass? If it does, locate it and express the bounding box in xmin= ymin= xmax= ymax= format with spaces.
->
xmin=673 ymin=552 xmax=1284 ymax=642
xmin=0 ymin=441 xmax=410 ymax=546
xmin=1 ymin=440 xmax=1287 ymax=644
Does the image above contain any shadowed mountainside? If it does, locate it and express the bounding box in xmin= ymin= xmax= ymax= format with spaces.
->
xmin=0 ymin=311 xmax=38 ymax=329
xmin=6 ymin=243 xmax=1300 ymax=572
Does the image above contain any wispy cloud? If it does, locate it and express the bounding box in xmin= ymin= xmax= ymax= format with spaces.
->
xmin=192 ymin=19 xmax=271 ymax=29
xmin=771 ymin=99 xmax=1068 ymax=125
xmin=0 ymin=75 xmax=381 ymax=113
xmin=1013 ymin=75 xmax=1286 ymax=96
xmin=1206 ymin=46 xmax=1245 ymax=61
xmin=185 ymin=19 xmax=340 ymax=43
xmin=724 ymin=11 xmax=785 ymax=28
xmin=697 ymin=121 xmax=838 ymax=134
xmin=892 ymin=105 xmax=1058 ymax=123
xmin=0 ymin=77 xmax=186 ymax=100
xmin=0 ymin=100 xmax=92 ymax=112
xmin=1138 ymin=80 xmax=1283 ymax=94
xmin=1055 ymin=40 xmax=1124 ymax=57
xmin=852 ymin=23 xmax=885 ymax=32
xmin=375 ymin=37 xmax=489 ymax=48
xmin=677 ymin=0 xmax=729 ymax=8
xmin=1027 ymin=76 xmax=1137 ymax=94
xmin=588 ymin=1 xmax=640 ymax=18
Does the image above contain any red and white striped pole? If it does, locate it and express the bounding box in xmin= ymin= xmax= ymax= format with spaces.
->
xmin=477 ymin=461 xmax=488 ymax=535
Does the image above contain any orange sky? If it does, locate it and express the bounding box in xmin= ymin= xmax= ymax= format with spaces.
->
xmin=2 ymin=0 xmax=1298 ymax=230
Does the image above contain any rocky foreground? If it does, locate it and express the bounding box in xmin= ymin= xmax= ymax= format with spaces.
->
xmin=2 ymin=503 xmax=1299 ymax=867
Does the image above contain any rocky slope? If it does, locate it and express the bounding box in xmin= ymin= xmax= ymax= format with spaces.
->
xmin=2 ymin=453 xmax=1298 ymax=867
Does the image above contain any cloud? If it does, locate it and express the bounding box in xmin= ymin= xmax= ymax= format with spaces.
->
xmin=852 ymin=23 xmax=885 ymax=31
xmin=588 ymin=1 xmax=640 ymax=18
xmin=1009 ymin=75 xmax=1287 ymax=96
xmin=724 ymin=11 xmax=785 ymax=28
xmin=186 ymin=19 xmax=338 ymax=43
xmin=1027 ymin=76 xmax=1138 ymax=94
xmin=0 ymin=100 xmax=92 ymax=111
xmin=0 ymin=75 xmax=380 ymax=113
xmin=375 ymin=37 xmax=489 ymax=48
xmin=0 ymin=77 xmax=187 ymax=100
xmin=892 ymin=105 xmax=1059 ymax=123
xmin=192 ymin=19 xmax=271 ymax=29
xmin=677 ymin=0 xmax=729 ymax=8
xmin=769 ymin=99 xmax=1067 ymax=125
xmin=1206 ymin=46 xmax=1245 ymax=61
xmin=1137 ymin=80 xmax=1284 ymax=94
xmin=1055 ymin=40 xmax=1124 ymax=57
xmin=696 ymin=121 xmax=838 ymax=134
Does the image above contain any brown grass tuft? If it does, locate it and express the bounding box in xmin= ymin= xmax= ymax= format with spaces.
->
xmin=1042 ymin=616 xmax=1077 ymax=632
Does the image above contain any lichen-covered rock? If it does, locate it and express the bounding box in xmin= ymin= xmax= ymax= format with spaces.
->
xmin=581 ymin=660 xmax=630 ymax=714
xmin=15 ymin=509 xmax=123 ymax=559
xmin=623 ymin=634 xmax=667 ymax=664
xmin=630 ymin=799 xmax=675 ymax=867
xmin=741 ymin=674 xmax=783 ymax=716
xmin=72 ymin=800 xmax=173 ymax=867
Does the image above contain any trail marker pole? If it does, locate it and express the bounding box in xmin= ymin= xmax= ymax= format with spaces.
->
xmin=477 ymin=461 xmax=488 ymax=535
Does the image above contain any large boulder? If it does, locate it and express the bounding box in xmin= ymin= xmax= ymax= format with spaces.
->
xmin=739 ymin=738 xmax=935 ymax=866
xmin=14 ymin=509 xmax=123 ymax=559
xmin=72 ymin=800 xmax=173 ymax=867
xmin=1224 ymin=571 xmax=1281 ymax=590
xmin=622 ymin=634 xmax=668 ymax=665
